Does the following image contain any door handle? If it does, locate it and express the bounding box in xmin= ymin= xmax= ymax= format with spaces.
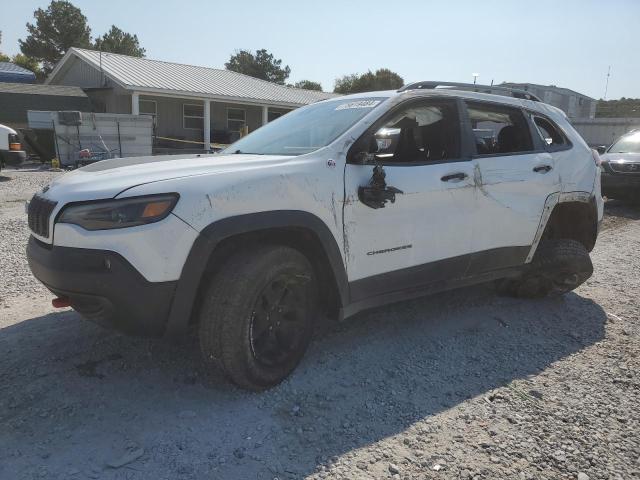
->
xmin=533 ymin=165 xmax=552 ymax=173
xmin=441 ymin=172 xmax=468 ymax=182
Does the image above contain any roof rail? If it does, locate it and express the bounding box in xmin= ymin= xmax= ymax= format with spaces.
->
xmin=398 ymin=81 xmax=541 ymax=102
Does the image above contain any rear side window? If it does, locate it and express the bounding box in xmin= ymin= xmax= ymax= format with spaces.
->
xmin=533 ymin=116 xmax=568 ymax=150
xmin=466 ymin=102 xmax=534 ymax=156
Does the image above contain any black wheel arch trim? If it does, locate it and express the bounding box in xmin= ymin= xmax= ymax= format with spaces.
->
xmin=165 ymin=210 xmax=348 ymax=335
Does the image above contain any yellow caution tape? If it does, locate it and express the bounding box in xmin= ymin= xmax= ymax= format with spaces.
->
xmin=154 ymin=136 xmax=229 ymax=149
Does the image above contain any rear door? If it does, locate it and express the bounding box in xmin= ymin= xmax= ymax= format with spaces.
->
xmin=343 ymin=98 xmax=477 ymax=302
xmin=463 ymin=100 xmax=561 ymax=273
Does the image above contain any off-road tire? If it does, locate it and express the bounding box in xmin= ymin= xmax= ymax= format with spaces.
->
xmin=199 ymin=245 xmax=316 ymax=391
xmin=497 ymin=239 xmax=593 ymax=298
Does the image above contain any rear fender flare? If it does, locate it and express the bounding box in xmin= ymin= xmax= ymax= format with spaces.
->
xmin=526 ymin=191 xmax=594 ymax=263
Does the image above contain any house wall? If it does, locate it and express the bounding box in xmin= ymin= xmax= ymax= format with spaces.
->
xmin=86 ymin=87 xmax=132 ymax=114
xmin=52 ymin=54 xmax=107 ymax=89
xmin=0 ymin=92 xmax=92 ymax=129
xmin=82 ymin=90 xmax=287 ymax=145
xmin=137 ymin=95 xmax=280 ymax=143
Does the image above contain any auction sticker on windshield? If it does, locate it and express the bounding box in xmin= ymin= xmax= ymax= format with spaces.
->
xmin=335 ymin=100 xmax=382 ymax=110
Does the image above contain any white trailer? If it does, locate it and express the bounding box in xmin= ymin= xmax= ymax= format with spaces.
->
xmin=27 ymin=111 xmax=153 ymax=167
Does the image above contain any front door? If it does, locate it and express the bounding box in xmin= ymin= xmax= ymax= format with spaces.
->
xmin=343 ymin=99 xmax=477 ymax=303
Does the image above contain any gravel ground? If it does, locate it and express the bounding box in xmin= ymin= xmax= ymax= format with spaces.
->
xmin=0 ymin=168 xmax=638 ymax=480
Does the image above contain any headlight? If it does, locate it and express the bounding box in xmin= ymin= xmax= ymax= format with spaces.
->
xmin=58 ymin=193 xmax=179 ymax=231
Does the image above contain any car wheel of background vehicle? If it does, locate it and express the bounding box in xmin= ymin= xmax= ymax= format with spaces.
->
xmin=497 ymin=239 xmax=593 ymax=299
xmin=198 ymin=245 xmax=317 ymax=391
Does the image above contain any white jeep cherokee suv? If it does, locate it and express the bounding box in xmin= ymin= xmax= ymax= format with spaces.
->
xmin=27 ymin=82 xmax=603 ymax=390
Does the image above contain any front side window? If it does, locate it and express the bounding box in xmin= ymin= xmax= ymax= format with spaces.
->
xmin=608 ymin=131 xmax=640 ymax=154
xmin=223 ymin=97 xmax=386 ymax=156
xmin=466 ymin=102 xmax=534 ymax=155
xmin=533 ymin=116 xmax=567 ymax=149
xmin=183 ymin=104 xmax=204 ymax=130
xmin=371 ymin=101 xmax=461 ymax=163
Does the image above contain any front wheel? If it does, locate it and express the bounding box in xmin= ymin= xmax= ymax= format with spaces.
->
xmin=497 ymin=239 xmax=593 ymax=298
xmin=199 ymin=246 xmax=316 ymax=391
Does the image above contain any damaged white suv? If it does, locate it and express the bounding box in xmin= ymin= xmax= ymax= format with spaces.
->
xmin=27 ymin=82 xmax=603 ymax=390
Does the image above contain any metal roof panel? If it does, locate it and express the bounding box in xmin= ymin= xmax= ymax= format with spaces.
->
xmin=62 ymin=48 xmax=338 ymax=107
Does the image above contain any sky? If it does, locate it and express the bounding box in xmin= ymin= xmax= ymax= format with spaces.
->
xmin=0 ymin=0 xmax=638 ymax=99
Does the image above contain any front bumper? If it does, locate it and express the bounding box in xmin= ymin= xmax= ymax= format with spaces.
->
xmin=601 ymin=170 xmax=640 ymax=198
xmin=1 ymin=150 xmax=27 ymax=166
xmin=27 ymin=236 xmax=177 ymax=336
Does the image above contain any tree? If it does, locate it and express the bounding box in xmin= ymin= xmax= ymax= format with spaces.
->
xmin=94 ymin=25 xmax=145 ymax=57
xmin=225 ymin=49 xmax=291 ymax=84
xmin=12 ymin=53 xmax=43 ymax=79
xmin=0 ymin=31 xmax=10 ymax=62
xmin=292 ymin=80 xmax=322 ymax=91
xmin=596 ymin=98 xmax=640 ymax=118
xmin=19 ymin=1 xmax=92 ymax=74
xmin=334 ymin=68 xmax=404 ymax=94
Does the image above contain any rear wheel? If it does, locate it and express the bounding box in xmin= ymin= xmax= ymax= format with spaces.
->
xmin=497 ymin=239 xmax=593 ymax=298
xmin=199 ymin=246 xmax=316 ymax=390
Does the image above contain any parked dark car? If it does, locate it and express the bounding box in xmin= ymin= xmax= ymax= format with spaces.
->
xmin=600 ymin=130 xmax=640 ymax=202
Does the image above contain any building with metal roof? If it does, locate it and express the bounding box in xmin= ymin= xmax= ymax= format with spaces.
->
xmin=47 ymin=48 xmax=338 ymax=150
xmin=0 ymin=62 xmax=36 ymax=84
xmin=0 ymin=82 xmax=90 ymax=129
xmin=500 ymin=82 xmax=596 ymax=119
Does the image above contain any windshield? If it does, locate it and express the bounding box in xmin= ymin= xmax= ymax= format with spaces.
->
xmin=608 ymin=131 xmax=640 ymax=154
xmin=222 ymin=98 xmax=386 ymax=156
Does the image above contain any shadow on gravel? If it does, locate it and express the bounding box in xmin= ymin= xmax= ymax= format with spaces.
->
xmin=603 ymin=199 xmax=640 ymax=227
xmin=0 ymin=285 xmax=606 ymax=479
xmin=0 ymin=176 xmax=11 ymax=182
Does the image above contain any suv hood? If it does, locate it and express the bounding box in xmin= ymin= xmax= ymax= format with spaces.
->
xmin=40 ymin=153 xmax=294 ymax=202
xmin=601 ymin=152 xmax=640 ymax=163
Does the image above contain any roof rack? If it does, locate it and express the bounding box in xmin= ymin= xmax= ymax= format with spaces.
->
xmin=398 ymin=81 xmax=541 ymax=102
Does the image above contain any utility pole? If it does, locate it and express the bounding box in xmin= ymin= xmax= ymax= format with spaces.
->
xmin=604 ymin=66 xmax=611 ymax=100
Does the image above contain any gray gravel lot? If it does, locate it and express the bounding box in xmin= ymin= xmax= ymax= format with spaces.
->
xmin=0 ymin=167 xmax=638 ymax=480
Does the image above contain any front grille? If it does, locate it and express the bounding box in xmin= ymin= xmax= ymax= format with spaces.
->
xmin=609 ymin=162 xmax=640 ymax=174
xmin=28 ymin=195 xmax=57 ymax=238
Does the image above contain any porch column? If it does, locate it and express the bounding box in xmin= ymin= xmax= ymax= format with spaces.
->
xmin=131 ymin=92 xmax=139 ymax=115
xmin=262 ymin=105 xmax=269 ymax=126
xmin=203 ymin=99 xmax=211 ymax=151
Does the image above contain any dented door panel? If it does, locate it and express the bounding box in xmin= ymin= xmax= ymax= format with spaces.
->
xmin=471 ymin=152 xmax=561 ymax=255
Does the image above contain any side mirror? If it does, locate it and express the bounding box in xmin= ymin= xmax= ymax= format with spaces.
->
xmin=353 ymin=151 xmax=376 ymax=165
xmin=350 ymin=135 xmax=378 ymax=165
xmin=595 ymin=145 xmax=607 ymax=154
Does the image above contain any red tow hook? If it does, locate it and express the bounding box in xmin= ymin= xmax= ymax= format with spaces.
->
xmin=52 ymin=297 xmax=71 ymax=308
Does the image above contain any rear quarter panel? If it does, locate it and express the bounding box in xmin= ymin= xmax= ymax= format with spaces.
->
xmin=539 ymin=104 xmax=597 ymax=195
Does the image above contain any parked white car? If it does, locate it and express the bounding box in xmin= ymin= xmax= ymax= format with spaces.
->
xmin=0 ymin=123 xmax=26 ymax=170
xmin=26 ymin=83 xmax=603 ymax=390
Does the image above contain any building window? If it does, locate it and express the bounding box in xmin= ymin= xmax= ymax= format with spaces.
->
xmin=139 ymin=99 xmax=157 ymax=126
xmin=268 ymin=110 xmax=289 ymax=122
xmin=183 ymin=103 xmax=204 ymax=130
xmin=140 ymin=99 xmax=157 ymax=116
xmin=227 ymin=108 xmax=246 ymax=132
